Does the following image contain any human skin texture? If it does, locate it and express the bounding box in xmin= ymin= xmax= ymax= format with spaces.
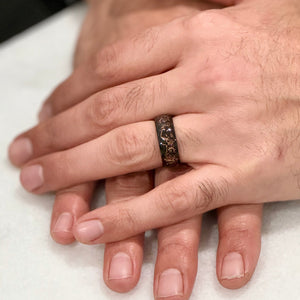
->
xmin=13 ymin=0 xmax=300 ymax=298
xmin=44 ymin=1 xmax=262 ymax=295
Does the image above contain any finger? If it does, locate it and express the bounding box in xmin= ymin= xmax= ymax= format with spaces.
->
xmin=155 ymin=216 xmax=201 ymax=300
xmin=50 ymin=182 xmax=95 ymax=245
xmin=19 ymin=114 xmax=218 ymax=194
xmin=103 ymin=172 xmax=153 ymax=293
xmin=72 ymin=165 xmax=235 ymax=244
xmin=38 ymin=20 xmax=187 ymax=120
xmin=10 ymin=69 xmax=201 ymax=166
xmin=154 ymin=167 xmax=201 ymax=300
xmin=216 ymin=204 xmax=263 ymax=289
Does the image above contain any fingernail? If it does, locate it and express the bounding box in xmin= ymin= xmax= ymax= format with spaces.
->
xmin=9 ymin=138 xmax=33 ymax=166
xmin=75 ymin=220 xmax=104 ymax=242
xmin=53 ymin=212 xmax=74 ymax=233
xmin=109 ymin=252 xmax=133 ymax=280
xmin=157 ymin=268 xmax=183 ymax=298
xmin=38 ymin=103 xmax=52 ymax=121
xmin=221 ymin=252 xmax=244 ymax=280
xmin=20 ymin=164 xmax=44 ymax=192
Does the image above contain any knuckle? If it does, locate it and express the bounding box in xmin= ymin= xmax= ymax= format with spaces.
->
xmin=159 ymin=241 xmax=194 ymax=258
xmin=179 ymin=16 xmax=195 ymax=34
xmin=132 ymin=27 xmax=160 ymax=54
xmin=122 ymin=84 xmax=145 ymax=114
xmin=180 ymin=10 xmax=235 ymax=42
xmin=192 ymin=63 xmax=233 ymax=87
xmin=122 ymin=77 xmax=166 ymax=114
xmin=106 ymin=126 xmax=154 ymax=167
xmin=157 ymin=182 xmax=197 ymax=217
xmin=93 ymin=45 xmax=119 ymax=80
xmin=114 ymin=207 xmax=137 ymax=232
xmin=220 ymin=214 xmax=261 ymax=244
xmin=179 ymin=11 xmax=211 ymax=33
xmin=195 ymin=178 xmax=229 ymax=212
xmin=196 ymin=180 xmax=216 ymax=211
xmin=109 ymin=172 xmax=153 ymax=196
xmin=190 ymin=10 xmax=230 ymax=29
xmin=221 ymin=226 xmax=250 ymax=241
xmin=88 ymin=90 xmax=120 ymax=131
xmin=113 ymin=129 xmax=140 ymax=162
xmin=220 ymin=225 xmax=254 ymax=251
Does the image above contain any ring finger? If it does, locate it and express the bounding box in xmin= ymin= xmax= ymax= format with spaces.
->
xmin=19 ymin=114 xmax=222 ymax=194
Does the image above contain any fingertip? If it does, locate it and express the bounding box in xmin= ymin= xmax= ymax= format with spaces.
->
xmin=38 ymin=103 xmax=52 ymax=122
xmin=155 ymin=268 xmax=184 ymax=299
xmin=51 ymin=212 xmax=76 ymax=245
xmin=51 ymin=230 xmax=75 ymax=245
xmin=218 ymin=252 xmax=251 ymax=289
xmin=8 ymin=137 xmax=33 ymax=167
xmin=219 ymin=274 xmax=252 ymax=290
xmin=217 ymin=244 xmax=261 ymax=289
xmin=105 ymin=279 xmax=136 ymax=294
xmin=73 ymin=219 xmax=104 ymax=244
xmin=20 ymin=164 xmax=44 ymax=193
xmin=104 ymin=252 xmax=136 ymax=293
xmin=216 ymin=204 xmax=262 ymax=290
xmin=51 ymin=183 xmax=94 ymax=245
xmin=104 ymin=276 xmax=137 ymax=293
xmin=103 ymin=238 xmax=144 ymax=293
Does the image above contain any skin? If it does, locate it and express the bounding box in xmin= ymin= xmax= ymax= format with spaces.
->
xmin=10 ymin=0 xmax=290 ymax=297
xmin=45 ymin=2 xmax=263 ymax=295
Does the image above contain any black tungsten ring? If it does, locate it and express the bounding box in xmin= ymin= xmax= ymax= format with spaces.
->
xmin=155 ymin=114 xmax=180 ymax=167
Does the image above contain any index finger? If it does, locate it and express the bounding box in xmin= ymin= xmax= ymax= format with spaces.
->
xmin=39 ymin=19 xmax=186 ymax=119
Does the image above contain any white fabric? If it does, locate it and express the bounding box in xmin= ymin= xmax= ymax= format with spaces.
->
xmin=0 ymin=3 xmax=300 ymax=300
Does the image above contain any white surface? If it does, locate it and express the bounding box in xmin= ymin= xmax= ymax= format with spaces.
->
xmin=1 ymin=3 xmax=300 ymax=300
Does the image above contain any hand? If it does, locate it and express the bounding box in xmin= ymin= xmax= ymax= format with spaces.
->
xmin=49 ymin=1 xmax=263 ymax=294
xmin=11 ymin=1 xmax=300 ymax=201
xmin=8 ymin=0 xmax=276 ymax=296
xmin=73 ymin=0 xmax=220 ymax=69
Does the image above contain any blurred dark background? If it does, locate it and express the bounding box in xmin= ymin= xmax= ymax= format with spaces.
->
xmin=0 ymin=0 xmax=80 ymax=43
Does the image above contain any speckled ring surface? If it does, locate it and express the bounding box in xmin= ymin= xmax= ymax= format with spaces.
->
xmin=155 ymin=114 xmax=180 ymax=167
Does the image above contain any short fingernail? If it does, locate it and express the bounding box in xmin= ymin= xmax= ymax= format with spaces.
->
xmin=157 ymin=268 xmax=183 ymax=298
xmin=221 ymin=252 xmax=244 ymax=280
xmin=109 ymin=252 xmax=133 ymax=280
xmin=75 ymin=220 xmax=104 ymax=242
xmin=9 ymin=138 xmax=33 ymax=166
xmin=53 ymin=212 xmax=74 ymax=233
xmin=20 ymin=164 xmax=44 ymax=192
xmin=38 ymin=103 xmax=52 ymax=122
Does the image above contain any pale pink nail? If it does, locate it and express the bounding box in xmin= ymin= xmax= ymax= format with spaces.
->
xmin=38 ymin=103 xmax=52 ymax=122
xmin=157 ymin=268 xmax=183 ymax=298
xmin=9 ymin=138 xmax=33 ymax=166
xmin=20 ymin=164 xmax=44 ymax=192
xmin=221 ymin=252 xmax=245 ymax=280
xmin=109 ymin=252 xmax=133 ymax=280
xmin=75 ymin=220 xmax=104 ymax=242
xmin=53 ymin=212 xmax=74 ymax=233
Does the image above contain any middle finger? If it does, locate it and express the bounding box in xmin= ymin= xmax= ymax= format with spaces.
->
xmin=103 ymin=171 xmax=153 ymax=293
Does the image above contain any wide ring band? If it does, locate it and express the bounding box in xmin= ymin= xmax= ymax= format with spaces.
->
xmin=155 ymin=114 xmax=180 ymax=167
